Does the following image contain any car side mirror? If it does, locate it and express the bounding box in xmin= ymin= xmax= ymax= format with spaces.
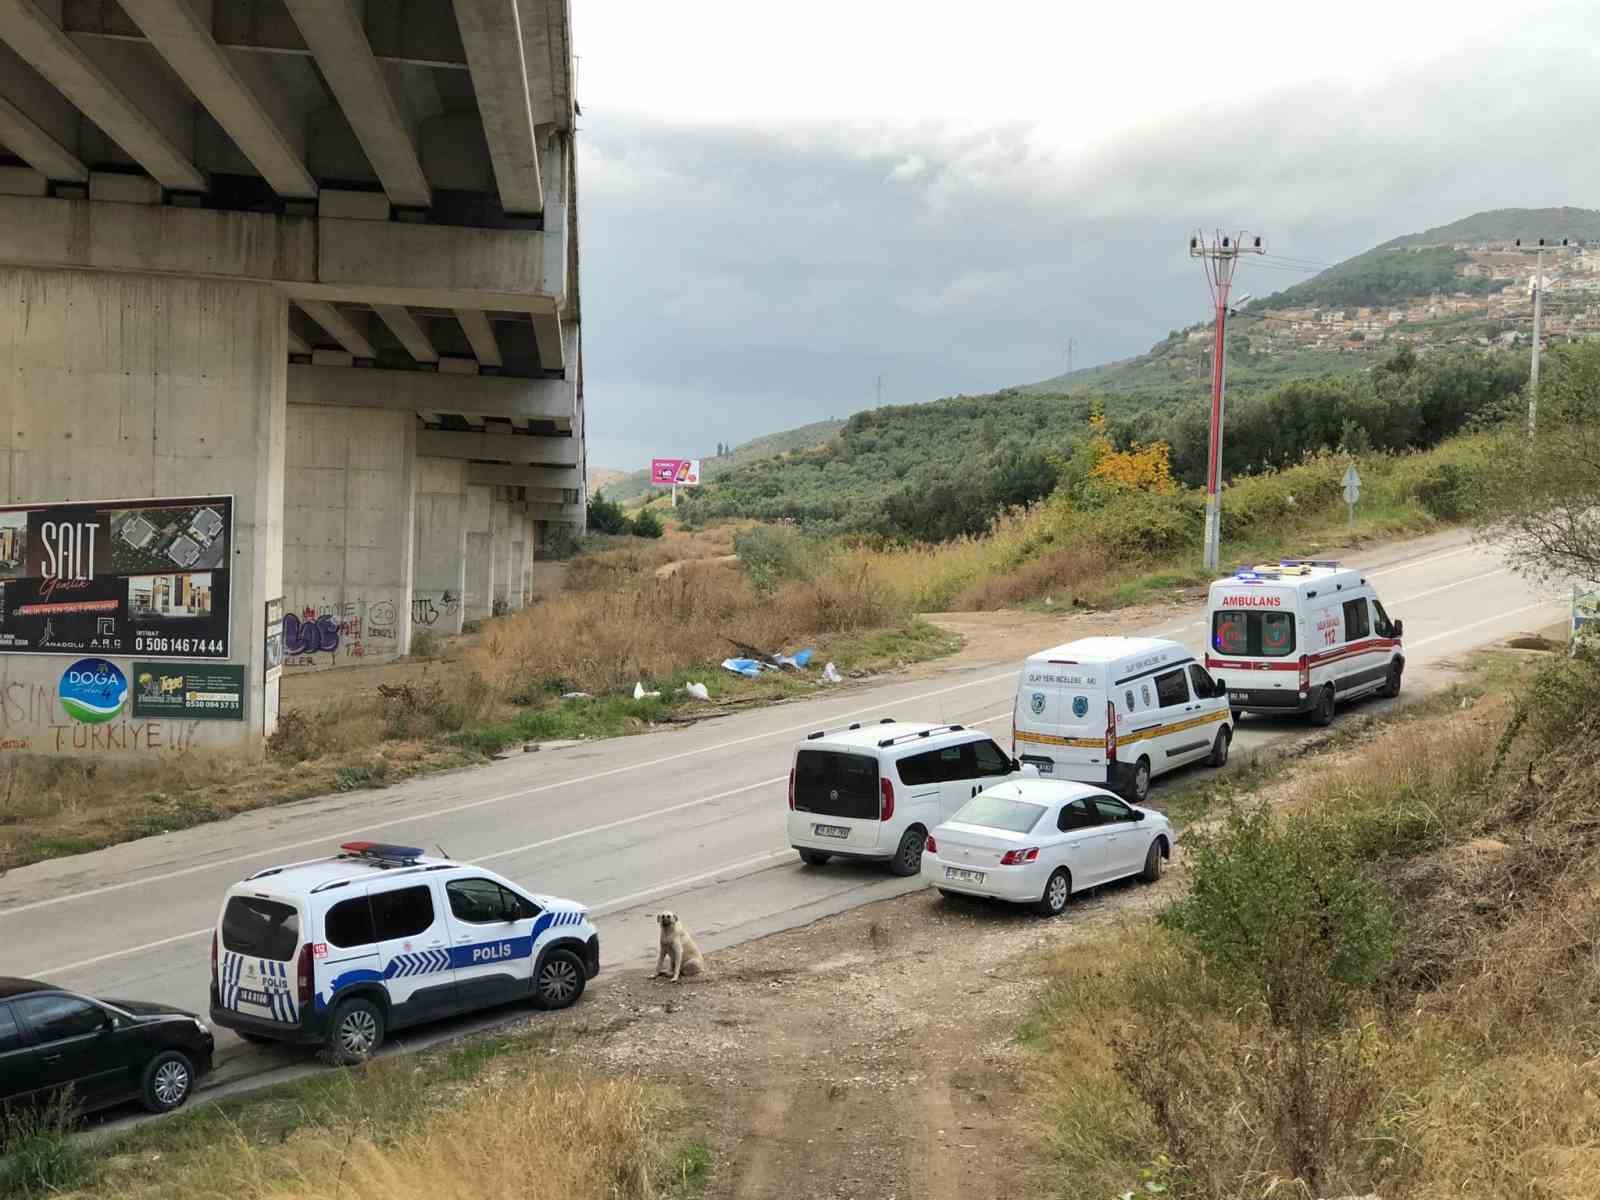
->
xmin=1010 ymin=757 xmax=1022 ymax=772
xmin=1393 ymin=619 xmax=1404 ymax=639
xmin=1131 ymin=810 xmax=1145 ymax=821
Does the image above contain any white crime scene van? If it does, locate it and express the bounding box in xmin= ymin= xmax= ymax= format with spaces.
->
xmin=787 ymin=720 xmax=1036 ymax=877
xmin=1205 ymin=560 xmax=1405 ymax=726
xmin=210 ymin=842 xmax=599 ymax=1064
xmin=1012 ymin=637 xmax=1231 ymax=804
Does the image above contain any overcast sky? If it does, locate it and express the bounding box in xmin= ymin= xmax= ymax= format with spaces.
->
xmin=570 ymin=0 xmax=1600 ymax=470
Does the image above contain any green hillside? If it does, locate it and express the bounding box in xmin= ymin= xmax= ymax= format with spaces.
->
xmin=1239 ymin=245 xmax=1498 ymax=313
xmin=1382 ymin=206 xmax=1600 ymax=249
xmin=599 ymin=418 xmax=846 ymax=503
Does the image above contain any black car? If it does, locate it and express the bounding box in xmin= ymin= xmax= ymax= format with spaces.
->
xmin=0 ymin=978 xmax=215 ymax=1116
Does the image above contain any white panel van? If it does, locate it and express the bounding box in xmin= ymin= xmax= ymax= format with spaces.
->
xmin=1012 ymin=637 xmax=1231 ymax=804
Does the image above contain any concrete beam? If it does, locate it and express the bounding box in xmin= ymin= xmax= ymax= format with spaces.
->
xmin=531 ymin=310 xmax=564 ymax=371
xmin=452 ymin=0 xmax=542 ymax=215
xmin=417 ymin=429 xmax=578 ymax=465
xmin=297 ymin=300 xmax=376 ymax=359
xmin=0 ymin=195 xmax=560 ymax=309
xmin=517 ymin=0 xmax=572 ymax=132
xmin=466 ymin=463 xmax=579 ymax=489
xmin=282 ymin=0 xmax=432 ymax=209
xmin=454 ymin=308 xmax=502 ymax=367
xmin=0 ymin=92 xmax=87 ymax=182
xmin=289 ymin=364 xmax=576 ymax=420
xmin=287 ymin=328 xmax=311 ymax=355
xmin=116 ymin=0 xmax=315 ymax=199
xmin=374 ymin=304 xmax=439 ymax=363
xmin=0 ymin=0 xmax=205 ymax=191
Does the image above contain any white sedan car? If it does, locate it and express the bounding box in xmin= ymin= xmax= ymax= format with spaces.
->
xmin=921 ymin=780 xmax=1176 ymax=916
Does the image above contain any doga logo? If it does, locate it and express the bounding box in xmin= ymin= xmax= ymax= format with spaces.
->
xmin=1030 ymin=692 xmax=1046 ymax=715
xmin=1071 ymin=695 xmax=1089 ymax=719
xmin=60 ymin=657 xmax=127 ymax=724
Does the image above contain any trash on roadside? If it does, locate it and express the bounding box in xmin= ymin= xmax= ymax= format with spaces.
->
xmin=683 ymin=681 xmax=711 ymax=701
xmin=774 ymin=648 xmax=815 ymax=671
xmin=633 ymin=681 xmax=662 ymax=700
xmin=560 ymin=691 xmax=591 ymax=700
xmin=823 ymin=662 xmax=842 ymax=683
xmin=721 ymin=657 xmax=767 ymax=678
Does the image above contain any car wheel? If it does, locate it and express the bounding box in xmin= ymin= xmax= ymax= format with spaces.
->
xmin=888 ymin=827 xmax=925 ymax=877
xmin=1141 ymin=837 xmax=1167 ymax=883
xmin=1209 ymin=728 xmax=1231 ymax=768
xmin=1123 ymin=757 xmax=1152 ymax=804
xmin=798 ymin=850 xmax=831 ymax=867
xmin=326 ymin=997 xmax=385 ymax=1065
xmin=1034 ymin=868 xmax=1071 ymax=917
xmin=1379 ymin=663 xmax=1403 ymax=699
xmin=534 ymin=949 xmax=587 ymax=1010
xmin=140 ymin=1049 xmax=195 ymax=1113
xmin=1312 ymin=686 xmax=1336 ymax=727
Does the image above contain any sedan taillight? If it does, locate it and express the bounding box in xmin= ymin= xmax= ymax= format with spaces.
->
xmin=999 ymin=847 xmax=1040 ymax=865
xmin=925 ymin=833 xmax=938 ymax=854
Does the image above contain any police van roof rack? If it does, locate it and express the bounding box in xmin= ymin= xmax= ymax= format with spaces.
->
xmin=1279 ymin=558 xmax=1340 ymax=569
xmin=878 ymin=724 xmax=964 ymax=748
xmin=338 ymin=841 xmax=425 ymax=867
xmin=806 ymin=716 xmax=896 ymax=740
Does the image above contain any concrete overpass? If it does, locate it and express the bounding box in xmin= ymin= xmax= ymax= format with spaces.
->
xmin=0 ymin=0 xmax=585 ymax=753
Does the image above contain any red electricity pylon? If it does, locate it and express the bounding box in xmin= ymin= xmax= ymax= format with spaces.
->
xmin=1190 ymin=230 xmax=1264 ymax=571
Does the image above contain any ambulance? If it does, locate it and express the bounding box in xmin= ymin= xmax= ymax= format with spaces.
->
xmin=1204 ymin=560 xmax=1405 ymax=726
xmin=1012 ymin=637 xmax=1232 ymax=804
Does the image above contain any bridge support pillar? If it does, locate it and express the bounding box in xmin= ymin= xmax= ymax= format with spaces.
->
xmin=0 ymin=267 xmax=284 ymax=753
xmin=283 ymin=406 xmax=415 ymax=669
xmin=464 ymin=484 xmax=496 ymax=624
xmin=413 ymin=458 xmax=468 ymax=639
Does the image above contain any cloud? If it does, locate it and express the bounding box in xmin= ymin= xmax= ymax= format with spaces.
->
xmin=576 ymin=8 xmax=1600 ymax=469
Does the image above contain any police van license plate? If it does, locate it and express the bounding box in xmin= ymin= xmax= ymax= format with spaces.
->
xmin=946 ymin=867 xmax=985 ymax=884
xmin=814 ymin=824 xmax=850 ymax=839
xmin=237 ymin=987 xmax=272 ymax=1007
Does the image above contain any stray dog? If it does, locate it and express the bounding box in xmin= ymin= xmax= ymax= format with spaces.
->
xmin=654 ymin=911 xmax=705 ymax=982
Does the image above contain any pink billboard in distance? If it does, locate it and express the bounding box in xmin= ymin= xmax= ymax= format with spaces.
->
xmin=650 ymin=458 xmax=701 ymax=486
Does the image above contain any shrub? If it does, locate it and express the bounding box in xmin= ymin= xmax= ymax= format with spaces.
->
xmin=1 ymin=1093 xmax=89 ymax=1196
xmin=631 ymin=508 xmax=665 ymax=539
xmin=734 ymin=525 xmax=822 ymax=594
xmin=410 ymin=630 xmax=444 ymax=659
xmin=586 ymin=493 xmax=632 ymax=535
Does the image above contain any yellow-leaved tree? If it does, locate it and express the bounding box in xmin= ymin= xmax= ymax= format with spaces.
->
xmin=1085 ymin=407 xmax=1176 ymax=494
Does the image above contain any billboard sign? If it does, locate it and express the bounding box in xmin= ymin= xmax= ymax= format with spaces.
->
xmin=0 ymin=495 xmax=232 ymax=658
xmin=131 ymin=662 xmax=247 ymax=721
xmin=650 ymin=458 xmax=701 ymax=487
xmin=59 ymin=658 xmax=129 ymax=724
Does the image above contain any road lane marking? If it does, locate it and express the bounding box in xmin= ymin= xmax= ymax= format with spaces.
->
xmin=592 ymin=849 xmax=798 ymax=916
xmin=1408 ymin=598 xmax=1561 ymax=648
xmin=39 ymin=927 xmax=213 ymax=977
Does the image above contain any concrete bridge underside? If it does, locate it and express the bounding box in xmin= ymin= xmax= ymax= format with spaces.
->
xmin=0 ymin=0 xmax=585 ymax=753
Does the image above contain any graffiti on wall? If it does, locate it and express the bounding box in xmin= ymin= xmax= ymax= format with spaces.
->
xmin=282 ymin=598 xmax=401 ymax=667
xmin=410 ymin=591 xmax=459 ymax=627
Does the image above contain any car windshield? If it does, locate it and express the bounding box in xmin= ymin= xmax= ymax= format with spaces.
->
xmin=951 ymin=795 xmax=1045 ymax=833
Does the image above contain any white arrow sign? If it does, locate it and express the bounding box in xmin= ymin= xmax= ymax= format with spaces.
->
xmin=1342 ymin=464 xmax=1362 ymax=505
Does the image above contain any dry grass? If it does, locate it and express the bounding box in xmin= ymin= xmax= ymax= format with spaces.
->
xmin=1026 ymin=655 xmax=1600 ymax=1200
xmin=93 ymin=1064 xmax=672 ymax=1200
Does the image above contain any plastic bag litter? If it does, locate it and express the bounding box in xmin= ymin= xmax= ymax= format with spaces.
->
xmin=633 ymin=681 xmax=662 ymax=700
xmin=822 ymin=662 xmax=841 ymax=683
xmin=721 ymin=658 xmax=766 ymax=678
xmin=774 ymin=649 xmax=815 ymax=670
xmin=683 ymin=681 xmax=710 ymax=701
xmin=559 ymin=691 xmax=591 ymax=700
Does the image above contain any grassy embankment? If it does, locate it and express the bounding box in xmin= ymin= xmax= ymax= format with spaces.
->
xmin=0 ymin=1026 xmax=708 ymax=1200
xmin=1020 ymin=643 xmax=1600 ymax=1199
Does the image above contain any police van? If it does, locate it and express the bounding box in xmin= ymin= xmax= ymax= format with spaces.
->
xmin=1012 ymin=637 xmax=1231 ymax=804
xmin=210 ymin=842 xmax=598 ymax=1063
xmin=1205 ymin=560 xmax=1404 ymax=726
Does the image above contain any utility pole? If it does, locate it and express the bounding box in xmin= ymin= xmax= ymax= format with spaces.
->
xmin=1515 ymin=237 xmax=1578 ymax=438
xmin=1190 ymin=230 xmax=1264 ymax=572
xmin=875 ymin=373 xmax=884 ymax=407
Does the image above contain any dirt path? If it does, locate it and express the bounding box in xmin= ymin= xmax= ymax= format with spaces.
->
xmin=546 ymin=869 xmax=1178 ymax=1199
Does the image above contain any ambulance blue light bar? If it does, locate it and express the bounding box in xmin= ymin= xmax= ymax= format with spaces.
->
xmin=340 ymin=841 xmax=424 ymax=865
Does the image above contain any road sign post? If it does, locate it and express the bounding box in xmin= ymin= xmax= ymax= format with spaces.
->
xmin=1342 ymin=464 xmax=1362 ymax=529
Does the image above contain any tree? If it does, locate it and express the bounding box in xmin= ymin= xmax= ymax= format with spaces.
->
xmin=1477 ymin=340 xmax=1600 ymax=584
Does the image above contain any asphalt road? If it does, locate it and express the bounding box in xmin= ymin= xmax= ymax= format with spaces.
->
xmin=0 ymin=528 xmax=1567 ymax=1096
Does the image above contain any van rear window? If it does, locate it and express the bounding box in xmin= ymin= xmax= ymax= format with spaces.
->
xmin=794 ymin=750 xmax=879 ymax=819
xmin=1213 ymin=610 xmax=1295 ymax=658
xmin=222 ymin=896 xmax=300 ymax=961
